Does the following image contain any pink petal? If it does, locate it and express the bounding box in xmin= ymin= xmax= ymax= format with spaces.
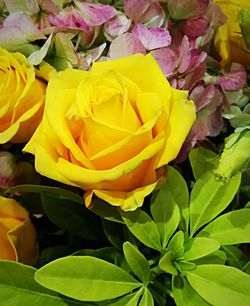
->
xmin=124 ymin=0 xmax=149 ymax=21
xmin=195 ymin=84 xmax=216 ymax=111
xmin=75 ymin=1 xmax=117 ymax=26
xmin=219 ymin=63 xmax=247 ymax=91
xmin=104 ymin=13 xmax=131 ymax=37
xmin=109 ymin=33 xmax=146 ymax=59
xmin=152 ymin=47 xmax=177 ymax=76
xmin=138 ymin=1 xmax=165 ymax=27
xmin=181 ymin=16 xmax=209 ymax=38
xmin=48 ymin=9 xmax=89 ymax=31
xmin=132 ymin=24 xmax=171 ymax=50
xmin=177 ymin=35 xmax=191 ymax=73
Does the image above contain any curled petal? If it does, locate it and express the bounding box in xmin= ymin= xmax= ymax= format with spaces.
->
xmin=138 ymin=1 xmax=165 ymax=27
xmin=181 ymin=16 xmax=209 ymax=38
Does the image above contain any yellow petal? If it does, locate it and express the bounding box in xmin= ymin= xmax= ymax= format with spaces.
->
xmin=56 ymin=134 xmax=165 ymax=188
xmin=156 ymin=89 xmax=196 ymax=167
xmin=85 ymin=181 xmax=158 ymax=211
xmin=92 ymin=54 xmax=172 ymax=108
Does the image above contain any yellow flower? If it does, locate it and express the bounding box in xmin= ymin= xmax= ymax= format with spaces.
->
xmin=0 ymin=48 xmax=46 ymax=144
xmin=24 ymin=54 xmax=195 ymax=211
xmin=214 ymin=0 xmax=250 ymax=66
xmin=0 ymin=196 xmax=38 ymax=265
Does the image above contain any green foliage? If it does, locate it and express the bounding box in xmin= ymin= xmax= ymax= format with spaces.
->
xmin=186 ymin=265 xmax=250 ymax=306
xmin=0 ymin=261 xmax=84 ymax=305
xmin=189 ymin=171 xmax=241 ymax=236
xmin=3 ymin=150 xmax=250 ymax=306
xmin=35 ymin=256 xmax=142 ymax=302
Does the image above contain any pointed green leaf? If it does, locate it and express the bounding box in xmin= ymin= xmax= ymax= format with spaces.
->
xmin=223 ymin=246 xmax=249 ymax=269
xmin=123 ymin=242 xmax=151 ymax=284
xmin=167 ymin=231 xmax=185 ymax=259
xmin=151 ymin=187 xmax=180 ymax=248
xmin=186 ymin=265 xmax=250 ymax=306
xmin=120 ymin=209 xmax=162 ymax=251
xmin=99 ymin=289 xmax=143 ymax=306
xmin=0 ymin=261 xmax=83 ymax=306
xmin=41 ymin=193 xmax=102 ymax=240
xmin=189 ymin=148 xmax=218 ymax=181
xmin=172 ymin=275 xmax=210 ymax=306
xmin=159 ymin=251 xmax=178 ymax=275
xmin=198 ymin=208 xmax=250 ymax=245
xmin=176 ymin=261 xmax=196 ymax=272
xmin=190 ymin=172 xmax=241 ymax=236
xmin=165 ymin=166 xmax=189 ymax=231
xmin=192 ymin=250 xmax=226 ymax=265
xmin=35 ymin=256 xmax=141 ymax=302
xmin=90 ymin=198 xmax=123 ymax=223
xmin=184 ymin=238 xmax=220 ymax=261
xmin=139 ymin=288 xmax=154 ymax=306
xmin=102 ymin=219 xmax=124 ymax=250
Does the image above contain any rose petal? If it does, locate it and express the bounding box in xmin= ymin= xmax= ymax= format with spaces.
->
xmin=132 ymin=24 xmax=171 ymax=50
xmin=85 ymin=181 xmax=158 ymax=211
xmin=109 ymin=33 xmax=146 ymax=59
xmin=75 ymin=1 xmax=117 ymax=26
xmin=124 ymin=0 xmax=149 ymax=21
xmin=151 ymin=47 xmax=177 ymax=76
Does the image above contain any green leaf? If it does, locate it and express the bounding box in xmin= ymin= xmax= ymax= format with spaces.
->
xmin=35 ymin=256 xmax=141 ymax=302
xmin=123 ymin=242 xmax=151 ymax=284
xmin=159 ymin=251 xmax=178 ymax=275
xmin=151 ymin=186 xmax=180 ymax=248
xmin=192 ymin=250 xmax=226 ymax=265
xmin=223 ymin=246 xmax=249 ymax=269
xmin=0 ymin=261 xmax=83 ymax=306
xmin=41 ymin=193 xmax=102 ymax=240
xmin=176 ymin=261 xmax=196 ymax=272
xmin=5 ymin=184 xmax=83 ymax=203
xmin=165 ymin=166 xmax=189 ymax=231
xmin=90 ymin=198 xmax=123 ymax=223
xmin=139 ymin=288 xmax=154 ymax=306
xmin=102 ymin=219 xmax=124 ymax=250
xmin=172 ymin=275 xmax=210 ymax=306
xmin=189 ymin=147 xmax=218 ymax=181
xmin=167 ymin=231 xmax=185 ymax=259
xmin=186 ymin=265 xmax=250 ymax=306
xmin=99 ymin=289 xmax=143 ymax=306
xmin=198 ymin=208 xmax=250 ymax=245
xmin=189 ymin=172 xmax=241 ymax=236
xmin=120 ymin=209 xmax=162 ymax=251
xmin=184 ymin=238 xmax=220 ymax=261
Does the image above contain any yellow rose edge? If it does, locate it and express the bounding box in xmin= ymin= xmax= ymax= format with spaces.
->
xmin=24 ymin=54 xmax=196 ymax=211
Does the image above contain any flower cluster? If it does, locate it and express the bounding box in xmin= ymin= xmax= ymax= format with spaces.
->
xmin=0 ymin=0 xmax=249 ymax=267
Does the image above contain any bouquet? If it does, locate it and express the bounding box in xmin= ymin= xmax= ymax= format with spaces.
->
xmin=0 ymin=0 xmax=250 ymax=305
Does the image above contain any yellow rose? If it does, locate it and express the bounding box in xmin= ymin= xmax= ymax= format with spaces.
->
xmin=214 ymin=0 xmax=250 ymax=66
xmin=0 ymin=196 xmax=38 ymax=265
xmin=0 ymin=47 xmax=46 ymax=144
xmin=24 ymin=54 xmax=195 ymax=211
